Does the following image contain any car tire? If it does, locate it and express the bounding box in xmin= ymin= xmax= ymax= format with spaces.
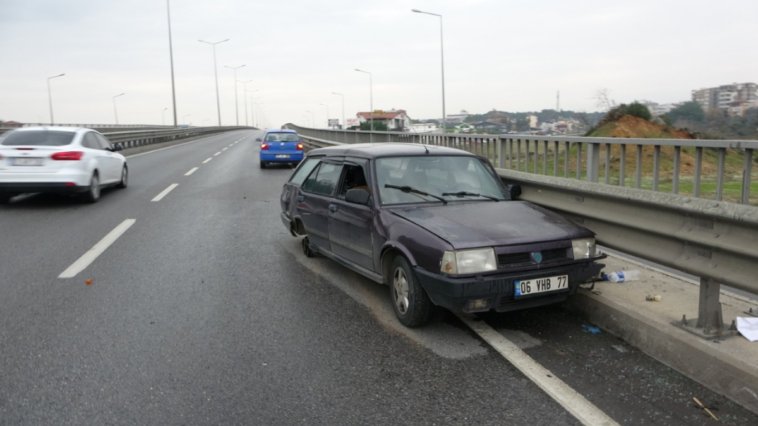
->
xmin=260 ymin=161 xmax=266 ymax=169
xmin=302 ymin=236 xmax=315 ymax=258
xmin=389 ymin=256 xmax=432 ymax=328
xmin=83 ymin=172 xmax=101 ymax=203
xmin=115 ymin=166 xmax=128 ymax=189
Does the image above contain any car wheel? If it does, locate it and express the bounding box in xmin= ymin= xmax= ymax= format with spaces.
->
xmin=390 ymin=256 xmax=432 ymax=327
xmin=260 ymin=161 xmax=266 ymax=169
xmin=302 ymin=236 xmax=316 ymax=258
xmin=116 ymin=166 xmax=128 ymax=189
xmin=83 ymin=172 xmax=100 ymax=203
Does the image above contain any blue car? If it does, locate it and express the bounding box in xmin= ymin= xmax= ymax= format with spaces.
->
xmin=259 ymin=130 xmax=304 ymax=168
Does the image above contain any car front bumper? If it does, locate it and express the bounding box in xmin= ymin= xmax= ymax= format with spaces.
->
xmin=414 ymin=260 xmax=604 ymax=313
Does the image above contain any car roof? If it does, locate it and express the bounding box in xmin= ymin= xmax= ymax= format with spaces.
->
xmin=265 ymin=129 xmax=297 ymax=134
xmin=307 ymin=143 xmax=476 ymax=159
xmin=8 ymin=126 xmax=88 ymax=133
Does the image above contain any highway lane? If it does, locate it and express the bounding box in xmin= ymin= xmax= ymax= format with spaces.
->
xmin=2 ymin=130 xmax=757 ymax=425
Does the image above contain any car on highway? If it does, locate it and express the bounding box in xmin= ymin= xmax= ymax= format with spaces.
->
xmin=279 ymin=143 xmax=606 ymax=327
xmin=0 ymin=127 xmax=128 ymax=204
xmin=258 ymin=129 xmax=304 ymax=168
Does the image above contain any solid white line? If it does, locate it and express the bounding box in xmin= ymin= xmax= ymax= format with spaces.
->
xmin=202 ymin=158 xmax=212 ymax=164
xmin=151 ymin=184 xmax=178 ymax=202
xmin=58 ymin=219 xmax=136 ymax=279
xmin=214 ymin=152 xmax=221 ymax=156
xmin=185 ymin=167 xmax=199 ymax=176
xmin=457 ymin=314 xmax=620 ymax=426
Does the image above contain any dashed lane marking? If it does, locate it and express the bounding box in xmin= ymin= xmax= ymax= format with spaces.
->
xmin=457 ymin=314 xmax=620 ymax=426
xmin=58 ymin=219 xmax=136 ymax=279
xmin=202 ymin=158 xmax=212 ymax=164
xmin=214 ymin=152 xmax=221 ymax=156
xmin=185 ymin=167 xmax=199 ymax=176
xmin=151 ymin=184 xmax=179 ymax=202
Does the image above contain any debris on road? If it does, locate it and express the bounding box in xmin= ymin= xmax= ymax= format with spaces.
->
xmin=645 ymin=295 xmax=662 ymax=302
xmin=86 ymin=279 xmax=92 ymax=285
xmin=611 ymin=345 xmax=628 ymax=353
xmin=582 ymin=325 xmax=601 ymax=334
xmin=693 ymin=397 xmax=719 ymax=421
xmin=736 ymin=317 xmax=758 ymax=342
xmin=604 ymin=270 xmax=640 ymax=283
xmin=591 ymin=289 xmax=603 ymax=296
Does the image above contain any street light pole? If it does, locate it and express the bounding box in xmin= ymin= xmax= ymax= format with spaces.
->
xmin=166 ymin=0 xmax=178 ymax=127
xmin=113 ymin=93 xmax=125 ymax=125
xmin=332 ymin=92 xmax=345 ymax=130
xmin=412 ymin=9 xmax=446 ymax=134
xmin=224 ymin=65 xmax=245 ymax=126
xmin=238 ymin=79 xmax=253 ymax=126
xmin=198 ymin=38 xmax=229 ymax=126
xmin=47 ymin=73 xmax=65 ymax=125
xmin=355 ymin=69 xmax=373 ymax=142
xmin=319 ymin=103 xmax=330 ymax=128
xmin=162 ymin=107 xmax=168 ymax=126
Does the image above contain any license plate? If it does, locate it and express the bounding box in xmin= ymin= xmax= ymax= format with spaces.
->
xmin=514 ymin=275 xmax=568 ymax=297
xmin=12 ymin=158 xmax=44 ymax=166
xmin=275 ymin=155 xmax=290 ymax=159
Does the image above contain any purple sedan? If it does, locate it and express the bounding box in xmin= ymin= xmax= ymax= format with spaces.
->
xmin=280 ymin=143 xmax=605 ymax=327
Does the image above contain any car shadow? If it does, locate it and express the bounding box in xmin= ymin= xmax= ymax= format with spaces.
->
xmin=0 ymin=188 xmax=119 ymax=210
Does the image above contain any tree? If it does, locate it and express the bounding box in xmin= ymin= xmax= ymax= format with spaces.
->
xmin=626 ymin=102 xmax=652 ymax=121
xmin=360 ymin=121 xmax=388 ymax=131
xmin=515 ymin=118 xmax=530 ymax=132
xmin=665 ymin=101 xmax=705 ymax=125
xmin=593 ymin=88 xmax=617 ymax=111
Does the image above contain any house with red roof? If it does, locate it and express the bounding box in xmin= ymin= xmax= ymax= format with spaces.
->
xmin=356 ymin=109 xmax=411 ymax=131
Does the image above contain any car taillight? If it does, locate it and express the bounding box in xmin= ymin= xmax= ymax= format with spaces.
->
xmin=296 ymin=143 xmax=304 ymax=150
xmin=51 ymin=151 xmax=84 ymax=161
xmin=261 ymin=142 xmax=269 ymax=150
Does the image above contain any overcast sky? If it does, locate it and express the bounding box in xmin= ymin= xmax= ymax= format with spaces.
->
xmin=1 ymin=0 xmax=756 ymax=128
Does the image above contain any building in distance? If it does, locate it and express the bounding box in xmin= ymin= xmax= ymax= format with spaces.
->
xmin=357 ymin=109 xmax=411 ymax=131
xmin=692 ymin=83 xmax=757 ymax=116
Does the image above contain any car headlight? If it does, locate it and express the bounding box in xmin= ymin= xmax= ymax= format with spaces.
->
xmin=441 ymin=248 xmax=497 ymax=274
xmin=571 ymin=237 xmax=596 ymax=259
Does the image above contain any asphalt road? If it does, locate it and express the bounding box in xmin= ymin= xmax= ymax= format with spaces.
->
xmin=1 ymin=130 xmax=756 ymax=425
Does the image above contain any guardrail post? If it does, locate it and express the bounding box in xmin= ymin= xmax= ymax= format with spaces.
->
xmin=743 ymin=148 xmax=754 ymax=204
xmin=497 ymin=137 xmax=504 ymax=168
xmin=696 ymin=278 xmax=723 ymax=333
xmin=586 ymin=142 xmax=600 ymax=182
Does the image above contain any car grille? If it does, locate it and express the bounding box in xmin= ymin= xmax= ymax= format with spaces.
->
xmin=498 ymin=247 xmax=569 ymax=267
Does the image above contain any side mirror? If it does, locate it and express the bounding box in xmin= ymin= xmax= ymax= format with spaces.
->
xmin=104 ymin=146 xmax=114 ymax=152
xmin=345 ymin=189 xmax=371 ymax=205
xmin=114 ymin=144 xmax=123 ymax=152
xmin=506 ymin=184 xmax=522 ymax=199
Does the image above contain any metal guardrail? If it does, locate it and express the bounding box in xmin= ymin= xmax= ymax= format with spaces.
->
xmin=288 ymin=125 xmax=758 ymax=338
xmin=286 ymin=124 xmax=757 ymax=206
xmin=0 ymin=126 xmax=255 ymax=148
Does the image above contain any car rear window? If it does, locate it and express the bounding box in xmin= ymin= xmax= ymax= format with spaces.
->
xmin=265 ymin=133 xmax=300 ymax=142
xmin=1 ymin=130 xmax=76 ymax=146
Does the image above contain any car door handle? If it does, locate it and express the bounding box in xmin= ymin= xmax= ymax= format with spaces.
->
xmin=329 ymin=204 xmax=338 ymax=212
xmin=297 ymin=195 xmax=305 ymax=202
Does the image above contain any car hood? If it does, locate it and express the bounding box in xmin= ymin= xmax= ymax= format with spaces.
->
xmin=389 ymin=201 xmax=592 ymax=249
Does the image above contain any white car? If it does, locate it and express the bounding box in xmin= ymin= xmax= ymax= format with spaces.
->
xmin=0 ymin=127 xmax=128 ymax=204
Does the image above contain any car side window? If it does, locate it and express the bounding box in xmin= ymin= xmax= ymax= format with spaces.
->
xmin=303 ymin=162 xmax=343 ymax=196
xmin=337 ymin=164 xmax=371 ymax=199
xmin=82 ymin=133 xmax=101 ymax=150
xmin=290 ymin=158 xmax=321 ymax=186
xmin=95 ymin=134 xmax=112 ymax=150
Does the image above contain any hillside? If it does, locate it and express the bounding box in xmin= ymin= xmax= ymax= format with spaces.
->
xmin=588 ymin=115 xmax=693 ymax=139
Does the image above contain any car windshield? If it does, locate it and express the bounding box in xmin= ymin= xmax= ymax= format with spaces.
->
xmin=375 ymin=156 xmax=507 ymax=205
xmin=1 ymin=130 xmax=76 ymax=146
xmin=265 ymin=133 xmax=300 ymax=142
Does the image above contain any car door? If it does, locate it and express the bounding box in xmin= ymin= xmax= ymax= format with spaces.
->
xmin=95 ymin=133 xmax=121 ymax=183
xmin=281 ymin=156 xmax=322 ymax=221
xmin=82 ymin=132 xmax=111 ymax=180
xmin=327 ymin=158 xmax=375 ymax=271
xmin=297 ymin=158 xmax=344 ymax=252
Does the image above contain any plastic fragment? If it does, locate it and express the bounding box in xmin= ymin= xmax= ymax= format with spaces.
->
xmin=582 ymin=325 xmax=601 ymax=334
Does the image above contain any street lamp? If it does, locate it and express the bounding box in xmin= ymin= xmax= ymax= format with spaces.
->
xmin=332 ymin=92 xmax=345 ymax=130
xmin=112 ymin=93 xmax=125 ymax=125
xmin=47 ymin=73 xmax=65 ymax=125
xmin=198 ymin=38 xmax=229 ymax=126
xmin=306 ymin=110 xmax=315 ymax=128
xmin=355 ymin=69 xmax=373 ymax=142
xmin=237 ymin=79 xmax=253 ymax=126
xmin=412 ymin=8 xmax=447 ymax=133
xmin=224 ymin=64 xmax=245 ymax=126
xmin=183 ymin=114 xmax=191 ymax=125
xmin=319 ymin=103 xmax=330 ymax=128
xmin=166 ymin=0 xmax=177 ymax=127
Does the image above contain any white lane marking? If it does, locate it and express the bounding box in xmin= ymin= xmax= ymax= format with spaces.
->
xmin=214 ymin=152 xmax=221 ymax=156
xmin=185 ymin=167 xmax=199 ymax=176
xmin=457 ymin=314 xmax=620 ymax=426
xmin=125 ymin=130 xmax=249 ymax=158
xmin=151 ymin=184 xmax=179 ymax=202
xmin=202 ymin=158 xmax=212 ymax=164
xmin=222 ymin=148 xmax=227 ymax=151
xmin=58 ymin=219 xmax=136 ymax=279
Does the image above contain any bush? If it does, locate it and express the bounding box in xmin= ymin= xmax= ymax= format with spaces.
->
xmin=626 ymin=102 xmax=652 ymax=121
xmin=661 ymin=115 xmax=673 ymax=127
xmin=360 ymin=121 xmax=388 ymax=131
